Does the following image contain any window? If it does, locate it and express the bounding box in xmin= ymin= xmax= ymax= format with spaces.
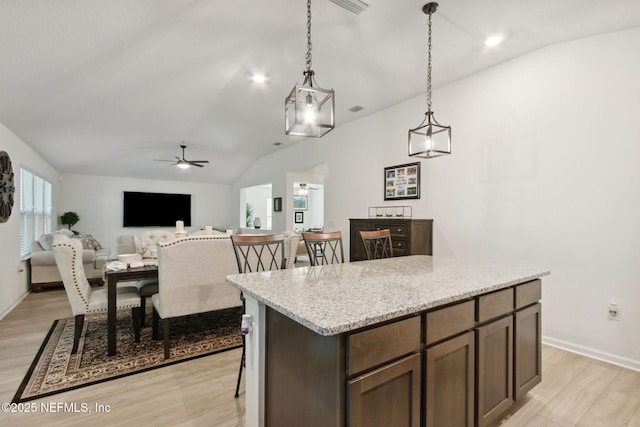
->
xmin=20 ymin=169 xmax=52 ymax=258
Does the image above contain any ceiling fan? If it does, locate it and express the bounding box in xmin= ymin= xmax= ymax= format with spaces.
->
xmin=155 ymin=144 xmax=209 ymax=169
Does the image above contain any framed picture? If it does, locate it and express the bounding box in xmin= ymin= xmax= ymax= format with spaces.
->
xmin=293 ymin=195 xmax=308 ymax=210
xmin=384 ymin=162 xmax=420 ymax=200
xmin=273 ymin=197 xmax=282 ymax=212
xmin=294 ymin=211 xmax=304 ymax=224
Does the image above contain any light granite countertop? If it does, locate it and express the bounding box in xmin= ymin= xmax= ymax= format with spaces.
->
xmin=225 ymin=255 xmax=549 ymax=336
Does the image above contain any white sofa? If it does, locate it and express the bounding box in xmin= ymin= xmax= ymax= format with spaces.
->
xmin=30 ymin=230 xmax=110 ymax=292
xmin=116 ymin=230 xmax=177 ymax=256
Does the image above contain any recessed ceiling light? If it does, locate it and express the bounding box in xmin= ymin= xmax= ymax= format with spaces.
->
xmin=251 ymin=73 xmax=267 ymax=84
xmin=484 ymin=35 xmax=504 ymax=48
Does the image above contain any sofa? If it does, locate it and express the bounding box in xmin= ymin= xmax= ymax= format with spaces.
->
xmin=30 ymin=230 xmax=110 ymax=292
xmin=116 ymin=229 xmax=177 ymax=256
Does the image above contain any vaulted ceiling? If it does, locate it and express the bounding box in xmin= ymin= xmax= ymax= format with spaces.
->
xmin=1 ymin=0 xmax=639 ymax=184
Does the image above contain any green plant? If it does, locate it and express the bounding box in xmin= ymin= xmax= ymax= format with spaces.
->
xmin=60 ymin=211 xmax=80 ymax=233
xmin=245 ymin=203 xmax=254 ymax=227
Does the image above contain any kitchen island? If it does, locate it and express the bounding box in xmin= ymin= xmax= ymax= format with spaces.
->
xmin=226 ymin=255 xmax=549 ymax=427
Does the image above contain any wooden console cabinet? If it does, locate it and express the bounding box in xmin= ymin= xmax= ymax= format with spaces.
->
xmin=349 ymin=218 xmax=433 ymax=261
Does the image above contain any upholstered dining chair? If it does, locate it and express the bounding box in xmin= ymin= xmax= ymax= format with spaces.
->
xmin=230 ymin=233 xmax=286 ymax=398
xmin=151 ymin=235 xmax=242 ymax=359
xmin=52 ymin=234 xmax=141 ymax=354
xmin=136 ymin=278 xmax=158 ymax=327
xmin=359 ymin=229 xmax=394 ymax=260
xmin=302 ymin=231 xmax=345 ymax=266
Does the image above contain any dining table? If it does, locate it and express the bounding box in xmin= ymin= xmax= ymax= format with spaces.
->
xmin=105 ymin=262 xmax=158 ymax=356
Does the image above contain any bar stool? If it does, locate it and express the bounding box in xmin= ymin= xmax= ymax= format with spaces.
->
xmin=302 ymin=231 xmax=345 ymax=266
xmin=359 ymin=229 xmax=393 ymax=260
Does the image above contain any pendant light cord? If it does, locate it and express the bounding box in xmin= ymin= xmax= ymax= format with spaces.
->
xmin=305 ymin=0 xmax=313 ymax=72
xmin=426 ymin=11 xmax=433 ymax=113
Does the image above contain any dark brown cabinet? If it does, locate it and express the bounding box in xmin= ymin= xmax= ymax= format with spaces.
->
xmin=349 ymin=219 xmax=433 ymax=262
xmin=514 ymin=280 xmax=542 ymax=401
xmin=263 ymin=280 xmax=542 ymax=427
xmin=476 ymin=315 xmax=514 ymax=427
xmin=425 ymin=331 xmax=475 ymax=427
xmin=347 ymin=353 xmax=421 ymax=427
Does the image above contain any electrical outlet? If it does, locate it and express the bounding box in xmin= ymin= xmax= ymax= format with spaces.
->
xmin=608 ymin=302 xmax=620 ymax=321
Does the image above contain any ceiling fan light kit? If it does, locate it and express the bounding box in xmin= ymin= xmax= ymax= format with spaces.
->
xmin=408 ymin=2 xmax=451 ymax=159
xmin=155 ymin=144 xmax=209 ymax=169
xmin=285 ymin=0 xmax=335 ymax=138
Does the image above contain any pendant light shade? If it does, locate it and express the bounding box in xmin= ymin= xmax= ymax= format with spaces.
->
xmin=285 ymin=0 xmax=335 ymax=138
xmin=409 ymin=2 xmax=451 ymax=158
xmin=409 ymin=112 xmax=451 ymax=158
xmin=285 ymin=71 xmax=335 ymax=137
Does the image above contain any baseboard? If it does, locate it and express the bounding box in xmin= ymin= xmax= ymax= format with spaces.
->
xmin=542 ymin=335 xmax=640 ymax=373
xmin=0 ymin=291 xmax=30 ymax=321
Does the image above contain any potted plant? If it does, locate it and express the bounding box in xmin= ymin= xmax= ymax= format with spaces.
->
xmin=60 ymin=211 xmax=80 ymax=234
xmin=245 ymin=203 xmax=254 ymax=228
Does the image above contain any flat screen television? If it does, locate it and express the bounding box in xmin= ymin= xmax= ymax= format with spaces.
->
xmin=123 ymin=191 xmax=191 ymax=227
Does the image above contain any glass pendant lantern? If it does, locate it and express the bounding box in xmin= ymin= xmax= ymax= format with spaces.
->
xmin=409 ymin=2 xmax=451 ymax=158
xmin=285 ymin=0 xmax=335 ymax=138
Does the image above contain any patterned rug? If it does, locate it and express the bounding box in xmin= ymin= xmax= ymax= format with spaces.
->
xmin=13 ymin=307 xmax=243 ymax=402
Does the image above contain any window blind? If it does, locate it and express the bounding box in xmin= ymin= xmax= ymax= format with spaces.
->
xmin=20 ymin=169 xmax=52 ymax=258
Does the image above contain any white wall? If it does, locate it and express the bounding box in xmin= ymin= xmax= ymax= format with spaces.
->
xmin=60 ymin=174 xmax=233 ymax=250
xmin=232 ymin=27 xmax=640 ymax=370
xmin=0 ymin=123 xmax=60 ymax=318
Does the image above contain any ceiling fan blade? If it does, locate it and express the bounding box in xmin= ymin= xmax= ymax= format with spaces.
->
xmin=189 ymin=162 xmax=205 ymax=167
xmin=153 ymin=159 xmax=175 ymax=162
xmin=189 ymin=160 xmax=209 ymax=163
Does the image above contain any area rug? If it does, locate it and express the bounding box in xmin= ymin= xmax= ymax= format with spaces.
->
xmin=13 ymin=307 xmax=243 ymax=403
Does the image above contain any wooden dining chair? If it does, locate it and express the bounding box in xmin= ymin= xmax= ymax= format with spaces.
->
xmin=359 ymin=229 xmax=394 ymax=260
xmin=230 ymin=233 xmax=286 ymax=398
xmin=302 ymin=231 xmax=345 ymax=266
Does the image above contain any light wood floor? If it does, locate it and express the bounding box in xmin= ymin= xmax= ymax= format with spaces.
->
xmin=1 ymin=289 xmax=639 ymax=426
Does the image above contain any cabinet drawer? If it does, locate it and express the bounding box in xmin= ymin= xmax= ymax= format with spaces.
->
xmin=515 ymin=280 xmax=541 ymax=309
xmin=375 ymin=223 xmax=407 ymax=236
xmin=348 ymin=316 xmax=421 ymax=376
xmin=477 ymin=288 xmax=514 ymax=323
xmin=392 ymin=239 xmax=408 ymax=251
xmin=426 ymin=300 xmax=475 ymax=345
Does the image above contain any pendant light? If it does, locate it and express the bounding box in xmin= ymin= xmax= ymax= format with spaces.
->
xmin=409 ymin=2 xmax=451 ymax=158
xmin=285 ymin=0 xmax=335 ymax=138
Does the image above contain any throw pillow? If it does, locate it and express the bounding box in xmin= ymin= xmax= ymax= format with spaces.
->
xmin=84 ymin=234 xmax=103 ymax=251
xmin=56 ymin=228 xmax=75 ymax=237
xmin=38 ymin=234 xmax=53 ymax=251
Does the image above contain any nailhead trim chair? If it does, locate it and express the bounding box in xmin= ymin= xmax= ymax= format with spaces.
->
xmin=52 ymin=234 xmax=141 ymax=354
xmin=151 ymin=235 xmax=242 ymax=359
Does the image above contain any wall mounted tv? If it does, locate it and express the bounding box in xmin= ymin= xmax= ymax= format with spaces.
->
xmin=123 ymin=191 xmax=191 ymax=227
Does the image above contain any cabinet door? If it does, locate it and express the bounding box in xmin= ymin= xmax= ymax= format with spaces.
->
xmin=425 ymin=331 xmax=474 ymax=427
xmin=349 ymin=221 xmax=373 ymax=261
xmin=476 ymin=316 xmax=514 ymax=427
xmin=347 ymin=353 xmax=421 ymax=427
xmin=514 ymin=303 xmax=541 ymax=400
